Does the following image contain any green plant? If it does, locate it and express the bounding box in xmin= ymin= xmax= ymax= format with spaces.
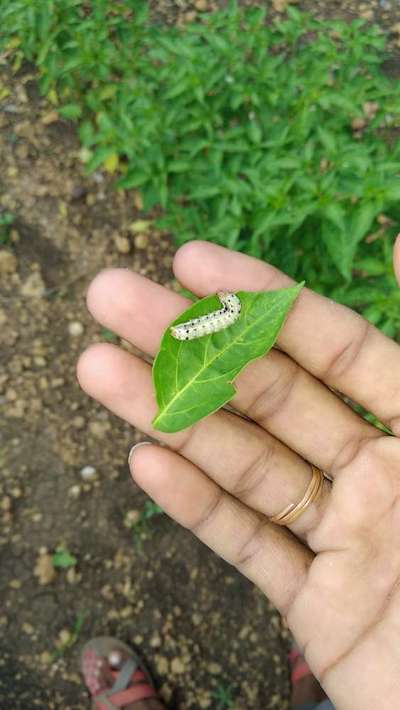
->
xmin=51 ymin=546 xmax=77 ymax=569
xmin=1 ymin=2 xmax=400 ymax=331
xmin=100 ymin=327 xmax=119 ymax=343
xmin=129 ymin=500 xmax=164 ymax=551
xmin=0 ymin=211 xmax=15 ymax=245
xmin=211 ymin=682 xmax=236 ymax=709
xmin=53 ymin=610 xmax=87 ymax=658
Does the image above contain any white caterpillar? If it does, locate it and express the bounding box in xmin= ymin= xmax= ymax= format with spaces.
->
xmin=171 ymin=292 xmax=241 ymax=341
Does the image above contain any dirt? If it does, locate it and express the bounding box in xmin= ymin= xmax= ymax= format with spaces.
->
xmin=1 ymin=1 xmax=399 ymax=708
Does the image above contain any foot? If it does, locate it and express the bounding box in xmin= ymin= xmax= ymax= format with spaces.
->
xmin=81 ymin=636 xmax=165 ymax=709
xmin=289 ymin=645 xmax=326 ymax=707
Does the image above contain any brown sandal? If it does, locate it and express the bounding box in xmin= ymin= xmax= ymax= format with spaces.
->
xmin=81 ymin=636 xmax=160 ymax=709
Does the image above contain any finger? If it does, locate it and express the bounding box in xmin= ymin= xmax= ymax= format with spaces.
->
xmin=86 ymin=269 xmax=380 ymax=473
xmin=77 ymin=343 xmax=331 ymax=540
xmin=129 ymin=441 xmax=312 ymax=613
xmin=174 ymin=241 xmax=400 ymax=434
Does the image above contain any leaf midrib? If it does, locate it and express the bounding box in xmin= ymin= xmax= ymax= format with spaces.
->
xmin=155 ymin=296 xmax=283 ymax=424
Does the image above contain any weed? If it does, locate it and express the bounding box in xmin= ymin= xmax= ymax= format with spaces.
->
xmin=211 ymin=682 xmax=236 ymax=709
xmin=51 ymin=546 xmax=77 ymax=569
xmin=100 ymin=328 xmax=119 ymax=343
xmin=52 ymin=611 xmax=87 ymax=658
xmin=0 ymin=211 xmax=15 ymax=246
xmin=129 ymin=500 xmax=164 ymax=552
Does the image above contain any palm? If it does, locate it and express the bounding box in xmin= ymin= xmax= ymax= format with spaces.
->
xmin=78 ymin=241 xmax=400 ymax=709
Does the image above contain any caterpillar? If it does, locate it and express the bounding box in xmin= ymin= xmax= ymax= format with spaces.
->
xmin=171 ymin=292 xmax=241 ymax=341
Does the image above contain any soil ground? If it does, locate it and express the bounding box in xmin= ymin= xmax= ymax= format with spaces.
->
xmin=1 ymin=1 xmax=399 ymax=708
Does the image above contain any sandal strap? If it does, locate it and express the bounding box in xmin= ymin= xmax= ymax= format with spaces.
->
xmin=94 ymin=657 xmax=157 ymax=709
xmin=111 ymin=658 xmax=137 ymax=693
xmin=95 ymin=684 xmax=157 ymax=709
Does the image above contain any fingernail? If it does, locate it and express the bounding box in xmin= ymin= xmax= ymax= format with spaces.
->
xmin=128 ymin=441 xmax=152 ymax=466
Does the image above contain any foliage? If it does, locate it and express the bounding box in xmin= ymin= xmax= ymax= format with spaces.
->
xmin=211 ymin=683 xmax=236 ymax=709
xmin=152 ymin=285 xmax=302 ymax=432
xmin=51 ymin=546 xmax=77 ymax=568
xmin=1 ymin=2 xmax=400 ymax=331
xmin=0 ymin=211 xmax=15 ymax=245
xmin=128 ymin=500 xmax=164 ymax=551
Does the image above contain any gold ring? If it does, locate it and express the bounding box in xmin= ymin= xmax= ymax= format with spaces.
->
xmin=269 ymin=465 xmax=325 ymax=526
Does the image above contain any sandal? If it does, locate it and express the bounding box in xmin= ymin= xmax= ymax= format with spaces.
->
xmin=81 ymin=635 xmax=160 ymax=709
xmin=288 ymin=644 xmax=313 ymax=684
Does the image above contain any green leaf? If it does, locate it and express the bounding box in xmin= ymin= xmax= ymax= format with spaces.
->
xmin=58 ymin=103 xmax=82 ymax=120
xmin=52 ymin=548 xmax=77 ymax=569
xmin=152 ymin=285 xmax=303 ymax=433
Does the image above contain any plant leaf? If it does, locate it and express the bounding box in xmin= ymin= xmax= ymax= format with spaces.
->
xmin=52 ymin=548 xmax=77 ymax=569
xmin=152 ymin=285 xmax=303 ymax=433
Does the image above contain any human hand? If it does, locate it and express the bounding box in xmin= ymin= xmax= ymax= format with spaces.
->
xmin=78 ymin=240 xmax=400 ymax=709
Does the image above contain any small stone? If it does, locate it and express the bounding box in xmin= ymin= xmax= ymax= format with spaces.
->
xmin=68 ymin=321 xmax=84 ymax=337
xmin=34 ymin=551 xmax=56 ymax=585
xmin=72 ymin=415 xmax=85 ymax=429
xmin=41 ymin=111 xmax=59 ymax=125
xmin=0 ymin=250 xmax=17 ymax=275
xmin=192 ymin=612 xmax=202 ymax=626
xmin=21 ymin=271 xmax=45 ymax=298
xmin=124 ymin=509 xmax=140 ymax=527
xmin=9 ymin=579 xmax=21 ymax=589
xmin=184 ymin=10 xmax=197 ymax=21
xmin=39 ymin=651 xmax=53 ymax=666
xmin=171 ymin=657 xmax=185 ymax=674
xmin=80 ymin=465 xmax=97 ymax=481
xmin=207 ymin=662 xmax=222 ymax=674
xmin=22 ymin=622 xmax=34 ymax=635
xmin=114 ymin=234 xmax=131 ymax=254
xmin=150 ymin=634 xmax=162 ymax=648
xmin=69 ymin=485 xmax=81 ymax=498
xmin=5 ymin=387 xmax=17 ymax=401
xmin=134 ymin=233 xmax=148 ymax=249
xmin=154 ymin=655 xmax=169 ymax=675
xmin=194 ymin=0 xmax=208 ymax=9
xmin=10 ymin=487 xmax=22 ymax=499
xmin=363 ymin=101 xmax=379 ymax=118
xmin=66 ymin=567 xmax=81 ymax=584
xmin=89 ymin=420 xmax=110 ymax=437
xmin=360 ymin=8 xmax=373 ymax=19
xmin=1 ymin=496 xmax=11 ymax=512
xmin=51 ymin=377 xmax=64 ymax=388
xmin=351 ymin=117 xmax=366 ymax=130
xmin=56 ymin=629 xmax=72 ymax=648
xmin=33 ymin=355 xmax=46 ymax=367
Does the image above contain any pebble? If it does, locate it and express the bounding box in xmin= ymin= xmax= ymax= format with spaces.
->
xmin=21 ymin=271 xmax=45 ymax=298
xmin=80 ymin=465 xmax=97 ymax=481
xmin=114 ymin=234 xmax=131 ymax=254
xmin=34 ymin=551 xmax=56 ymax=585
xmin=134 ymin=233 xmax=148 ymax=249
xmin=171 ymin=657 xmax=186 ymax=674
xmin=68 ymin=320 xmax=84 ymax=336
xmin=21 ymin=622 xmax=34 ymax=635
xmin=124 ymin=509 xmax=141 ymax=527
xmin=194 ymin=0 xmax=209 ymax=9
xmin=0 ymin=250 xmax=17 ymax=275
xmin=1 ymin=496 xmax=11 ymax=512
xmin=72 ymin=415 xmax=85 ymax=429
xmin=69 ymin=484 xmax=81 ymax=498
xmin=207 ymin=662 xmax=222 ymax=674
